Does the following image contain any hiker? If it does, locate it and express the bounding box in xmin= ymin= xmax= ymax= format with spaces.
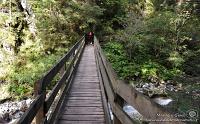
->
xmin=85 ymin=32 xmax=94 ymax=44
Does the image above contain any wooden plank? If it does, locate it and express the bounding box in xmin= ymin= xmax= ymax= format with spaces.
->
xmin=76 ymin=73 xmax=98 ymax=75
xmin=71 ymin=89 xmax=101 ymax=92
xmin=73 ymin=80 xmax=100 ymax=82
xmin=75 ymin=75 xmax=99 ymax=77
xmin=67 ymin=97 xmax=101 ymax=103
xmin=62 ymin=107 xmax=104 ymax=115
xmin=78 ymin=61 xmax=96 ymax=62
xmin=73 ymin=82 xmax=100 ymax=87
xmin=58 ymin=120 xmax=105 ymax=124
xmin=76 ymin=71 xmax=98 ymax=73
xmin=77 ymin=66 xmax=97 ymax=68
xmin=72 ymin=82 xmax=100 ymax=86
xmin=76 ymin=69 xmax=98 ymax=71
xmin=74 ymin=76 xmax=99 ymax=78
xmin=75 ymin=76 xmax=99 ymax=78
xmin=74 ymin=78 xmax=99 ymax=81
xmin=76 ymin=72 xmax=98 ymax=74
xmin=71 ymin=84 xmax=99 ymax=87
xmin=70 ymin=88 xmax=100 ymax=90
xmin=63 ymin=111 xmax=104 ymax=115
xmin=66 ymin=99 xmax=102 ymax=104
xmin=76 ymin=70 xmax=98 ymax=71
xmin=69 ymin=93 xmax=101 ymax=97
xmin=67 ymin=96 xmax=101 ymax=100
xmin=69 ymin=91 xmax=101 ymax=94
xmin=77 ymin=68 xmax=97 ymax=70
xmin=63 ymin=107 xmax=104 ymax=113
xmin=77 ymin=68 xmax=98 ymax=69
xmin=76 ymin=65 xmax=97 ymax=66
xmin=66 ymin=102 xmax=102 ymax=106
xmin=77 ymin=67 xmax=97 ymax=68
xmin=75 ymin=61 xmax=93 ymax=63
xmin=59 ymin=115 xmax=105 ymax=121
xmin=71 ymin=85 xmax=100 ymax=89
xmin=65 ymin=104 xmax=102 ymax=107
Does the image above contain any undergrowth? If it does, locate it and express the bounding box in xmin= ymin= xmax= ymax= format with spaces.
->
xmin=103 ymin=41 xmax=182 ymax=83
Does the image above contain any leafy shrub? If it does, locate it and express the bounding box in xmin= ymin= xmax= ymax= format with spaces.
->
xmin=7 ymin=51 xmax=64 ymax=99
xmin=103 ymin=41 xmax=137 ymax=80
xmin=103 ymin=40 xmax=184 ymax=83
xmin=108 ymin=9 xmax=200 ymax=83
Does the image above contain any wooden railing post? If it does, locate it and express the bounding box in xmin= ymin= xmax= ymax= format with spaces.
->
xmin=34 ymin=81 xmax=45 ymax=124
xmin=59 ymin=65 xmax=65 ymax=77
xmin=113 ymin=95 xmax=124 ymax=124
xmin=35 ymin=100 xmax=45 ymax=124
xmin=113 ymin=115 xmax=122 ymax=124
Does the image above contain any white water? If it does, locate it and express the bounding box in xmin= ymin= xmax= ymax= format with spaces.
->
xmin=152 ymin=97 xmax=173 ymax=105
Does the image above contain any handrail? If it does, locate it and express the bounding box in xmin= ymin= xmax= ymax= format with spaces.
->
xmin=18 ymin=36 xmax=85 ymax=124
xmin=94 ymin=37 xmax=185 ymax=124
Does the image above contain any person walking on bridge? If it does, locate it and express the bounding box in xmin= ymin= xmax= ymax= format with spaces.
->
xmin=85 ymin=31 xmax=94 ymax=45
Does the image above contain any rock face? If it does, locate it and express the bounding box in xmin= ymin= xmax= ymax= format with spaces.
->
xmin=0 ymin=99 xmax=32 ymax=123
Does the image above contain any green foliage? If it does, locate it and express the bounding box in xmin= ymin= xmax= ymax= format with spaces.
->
xmin=103 ymin=3 xmax=200 ymax=83
xmin=95 ymin=0 xmax=128 ymax=38
xmin=103 ymin=41 xmax=138 ymax=80
xmin=7 ymin=49 xmax=64 ymax=98
xmin=103 ymin=41 xmax=182 ymax=82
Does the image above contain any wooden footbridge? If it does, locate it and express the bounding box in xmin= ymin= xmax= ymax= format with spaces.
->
xmin=17 ymin=37 xmax=185 ymax=124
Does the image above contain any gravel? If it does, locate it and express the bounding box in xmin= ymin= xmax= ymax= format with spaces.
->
xmin=0 ymin=99 xmax=32 ymax=123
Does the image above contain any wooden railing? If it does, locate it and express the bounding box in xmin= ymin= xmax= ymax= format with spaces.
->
xmin=17 ymin=37 xmax=85 ymax=124
xmin=94 ymin=37 xmax=185 ymax=124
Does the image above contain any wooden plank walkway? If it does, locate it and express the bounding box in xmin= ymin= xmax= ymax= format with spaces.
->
xmin=57 ymin=45 xmax=106 ymax=124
